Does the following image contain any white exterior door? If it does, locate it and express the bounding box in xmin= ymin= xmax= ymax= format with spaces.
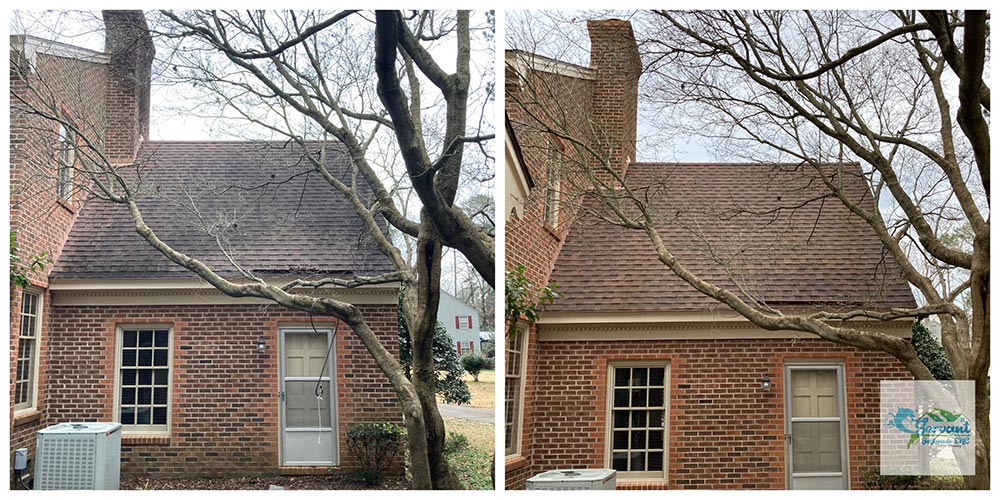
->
xmin=280 ymin=328 xmax=338 ymax=466
xmin=785 ymin=365 xmax=848 ymax=489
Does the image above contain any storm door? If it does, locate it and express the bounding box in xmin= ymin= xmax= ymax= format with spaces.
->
xmin=785 ymin=365 xmax=848 ymax=489
xmin=279 ymin=328 xmax=338 ymax=465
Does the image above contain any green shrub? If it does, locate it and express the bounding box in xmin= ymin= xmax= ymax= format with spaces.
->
xmin=460 ymin=354 xmax=491 ymax=382
xmin=444 ymin=433 xmax=470 ymax=456
xmin=346 ymin=422 xmax=405 ymax=486
xmin=398 ymin=293 xmax=472 ymax=404
xmin=911 ymin=323 xmax=954 ymax=380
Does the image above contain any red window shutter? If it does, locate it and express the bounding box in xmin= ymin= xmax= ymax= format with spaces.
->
xmin=455 ymin=316 xmax=460 ymax=329
xmin=456 ymin=341 xmax=462 ymax=354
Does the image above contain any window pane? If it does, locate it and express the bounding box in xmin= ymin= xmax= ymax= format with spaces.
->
xmin=631 ymin=411 xmax=647 ymax=427
xmin=120 ymin=407 xmax=135 ymax=424
xmin=124 ymin=330 xmax=138 ymax=348
xmin=285 ymin=381 xmax=332 ymax=428
xmin=649 ymin=368 xmax=664 ymax=386
xmin=136 ymin=407 xmax=151 ymax=425
xmin=649 ymin=410 xmax=665 ymax=427
xmin=614 ymin=368 xmax=630 ymax=386
xmin=138 ymin=388 xmax=152 ymax=405
xmin=154 ymin=388 xmax=168 ymax=405
xmin=613 ymin=430 xmax=628 ymax=449
xmin=139 ymin=330 xmax=154 ymax=347
xmin=122 ymin=388 xmax=136 ymax=405
xmin=612 ymin=452 xmax=628 ymax=471
xmin=649 ymin=387 xmax=664 ymax=407
xmin=138 ymin=350 xmax=152 ymax=366
xmin=631 ymin=430 xmax=646 ymax=449
xmin=629 ymin=452 xmax=645 ymax=472
xmin=631 ymin=388 xmax=647 ymax=407
xmin=122 ymin=369 xmax=137 ymax=385
xmin=792 ymin=422 xmax=842 ymax=473
xmin=138 ymin=369 xmax=153 ymax=385
xmin=153 ymin=407 xmax=167 ymax=425
xmin=613 ymin=410 xmax=629 ymax=428
xmin=648 ymin=452 xmax=664 ymax=472
xmin=613 ymin=389 xmax=629 ymax=407
xmin=155 ymin=330 xmax=168 ymax=347
xmin=631 ymin=368 xmax=648 ymax=386
xmin=154 ymin=349 xmax=168 ymax=366
xmin=122 ymin=349 xmax=136 ymax=367
xmin=648 ymin=430 xmax=664 ymax=450
xmin=154 ymin=369 xmax=168 ymax=385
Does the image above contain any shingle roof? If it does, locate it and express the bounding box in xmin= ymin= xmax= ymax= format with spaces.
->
xmin=52 ymin=141 xmax=396 ymax=280
xmin=548 ymin=162 xmax=917 ymax=313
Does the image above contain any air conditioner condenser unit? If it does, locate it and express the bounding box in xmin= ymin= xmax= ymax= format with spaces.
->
xmin=526 ymin=469 xmax=617 ymax=490
xmin=35 ymin=422 xmax=122 ymax=490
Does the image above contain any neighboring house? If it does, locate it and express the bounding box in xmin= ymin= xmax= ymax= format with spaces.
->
xmin=9 ymin=12 xmax=402 ymax=482
xmin=504 ymin=19 xmax=916 ymax=490
xmin=438 ymin=291 xmax=480 ymax=356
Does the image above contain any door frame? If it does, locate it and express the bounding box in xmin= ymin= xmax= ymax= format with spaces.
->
xmin=784 ymin=362 xmax=849 ymax=489
xmin=278 ymin=326 xmax=339 ymax=466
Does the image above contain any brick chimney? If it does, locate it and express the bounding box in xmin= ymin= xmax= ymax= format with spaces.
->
xmin=587 ymin=19 xmax=640 ymax=180
xmin=103 ymin=10 xmax=154 ymax=163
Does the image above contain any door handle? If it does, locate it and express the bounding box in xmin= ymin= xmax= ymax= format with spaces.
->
xmin=279 ymin=391 xmax=286 ymax=402
xmin=784 ymin=433 xmax=792 ymax=444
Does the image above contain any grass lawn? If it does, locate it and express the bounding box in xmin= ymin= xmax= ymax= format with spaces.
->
xmin=436 ymin=368 xmax=494 ymax=409
xmin=443 ymin=415 xmax=494 ymax=490
xmin=464 ymin=369 xmax=494 ymax=409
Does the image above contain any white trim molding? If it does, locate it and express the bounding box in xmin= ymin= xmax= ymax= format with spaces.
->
xmin=10 ymin=35 xmax=110 ymax=70
xmin=505 ymin=50 xmax=596 ymax=82
xmin=537 ymin=312 xmax=913 ymax=342
xmin=50 ymin=278 xmax=400 ymax=306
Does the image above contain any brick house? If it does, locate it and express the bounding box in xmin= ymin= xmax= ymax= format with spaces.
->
xmin=504 ymin=19 xmax=916 ymax=490
xmin=9 ymin=12 xmax=402 ymax=482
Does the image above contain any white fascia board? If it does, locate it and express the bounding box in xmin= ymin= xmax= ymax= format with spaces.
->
xmin=49 ymin=277 xmax=400 ymax=306
xmin=536 ymin=311 xmax=914 ymax=341
xmin=11 ymin=35 xmax=109 ymax=69
xmin=505 ymin=50 xmax=596 ymax=81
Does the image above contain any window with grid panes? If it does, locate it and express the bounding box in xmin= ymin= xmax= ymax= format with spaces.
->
xmin=57 ymin=123 xmax=75 ymax=200
xmin=118 ymin=327 xmax=171 ymax=433
xmin=608 ymin=363 xmax=668 ymax=479
xmin=15 ymin=290 xmax=41 ymax=411
xmin=505 ymin=324 xmax=527 ymax=456
xmin=543 ymin=138 xmax=560 ymax=228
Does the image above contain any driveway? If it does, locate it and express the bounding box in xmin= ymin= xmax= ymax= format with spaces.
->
xmin=438 ymin=404 xmax=494 ymax=423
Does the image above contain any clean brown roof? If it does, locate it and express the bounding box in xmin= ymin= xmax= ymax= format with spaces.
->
xmin=547 ymin=162 xmax=917 ymax=313
xmin=52 ymin=141 xmax=395 ymax=280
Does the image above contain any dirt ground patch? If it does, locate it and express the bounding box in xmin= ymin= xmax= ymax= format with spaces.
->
xmin=120 ymin=474 xmax=410 ymax=490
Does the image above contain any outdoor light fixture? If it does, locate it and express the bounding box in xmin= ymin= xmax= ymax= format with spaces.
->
xmin=761 ymin=375 xmax=772 ymax=390
xmin=257 ymin=336 xmax=267 ymax=353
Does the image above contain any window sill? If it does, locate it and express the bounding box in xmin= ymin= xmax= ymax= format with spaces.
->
xmin=505 ymin=455 xmax=528 ymax=472
xmin=617 ymin=479 xmax=669 ymax=490
xmin=13 ymin=409 xmax=42 ymax=426
xmin=122 ymin=434 xmax=171 ymax=446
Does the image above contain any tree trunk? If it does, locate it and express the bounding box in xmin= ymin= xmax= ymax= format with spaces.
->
xmin=409 ymin=216 xmax=463 ymax=489
xmin=338 ymin=307 xmax=434 ymax=489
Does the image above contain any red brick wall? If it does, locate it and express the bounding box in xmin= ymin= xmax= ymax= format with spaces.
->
xmin=9 ymin=49 xmax=109 ymax=483
xmin=43 ymin=303 xmax=402 ymax=477
xmin=526 ymin=337 xmax=912 ymax=489
xmin=587 ymin=19 xmax=641 ymax=180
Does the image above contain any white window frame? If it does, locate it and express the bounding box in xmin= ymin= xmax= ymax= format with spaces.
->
xmin=113 ymin=324 xmax=173 ymax=435
xmin=605 ymin=360 xmax=670 ymax=482
xmin=14 ymin=288 xmax=43 ymax=413
xmin=505 ymin=323 xmax=529 ymax=458
xmin=543 ymin=137 xmax=561 ymax=228
xmin=57 ymin=123 xmax=75 ymax=201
